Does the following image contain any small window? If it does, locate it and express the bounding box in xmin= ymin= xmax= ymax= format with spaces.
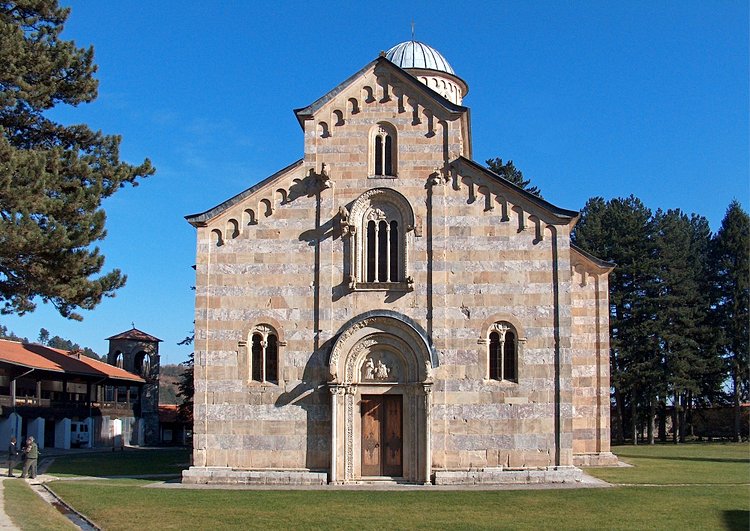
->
xmin=249 ymin=326 xmax=279 ymax=383
xmin=371 ymin=123 xmax=397 ymax=177
xmin=488 ymin=323 xmax=518 ymax=382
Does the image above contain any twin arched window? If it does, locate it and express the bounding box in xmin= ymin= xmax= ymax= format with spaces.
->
xmin=371 ymin=123 xmax=397 ymax=177
xmin=488 ymin=323 xmax=518 ymax=382
xmin=250 ymin=326 xmax=278 ymax=383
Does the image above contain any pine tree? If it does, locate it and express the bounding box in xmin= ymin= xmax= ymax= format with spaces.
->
xmin=573 ymin=195 xmax=658 ymax=443
xmin=710 ymin=200 xmax=749 ymax=440
xmin=485 ymin=158 xmax=542 ymax=197
xmin=0 ymin=1 xmax=154 ymax=320
xmin=176 ymin=333 xmax=194 ymax=423
xmin=652 ymin=209 xmax=717 ymax=442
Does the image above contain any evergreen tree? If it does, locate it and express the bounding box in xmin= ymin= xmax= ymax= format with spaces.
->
xmin=652 ymin=209 xmax=717 ymax=442
xmin=710 ymin=200 xmax=750 ymax=440
xmin=37 ymin=327 xmax=49 ymax=345
xmin=0 ymin=1 xmax=154 ymax=320
xmin=573 ymin=195 xmax=658 ymax=443
xmin=176 ymin=333 xmax=194 ymax=423
xmin=485 ymin=158 xmax=542 ymax=197
xmin=0 ymin=324 xmax=26 ymax=341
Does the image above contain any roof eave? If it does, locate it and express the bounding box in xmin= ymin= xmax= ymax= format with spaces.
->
xmin=451 ymin=157 xmax=580 ymax=223
xmin=185 ymin=159 xmax=304 ymax=226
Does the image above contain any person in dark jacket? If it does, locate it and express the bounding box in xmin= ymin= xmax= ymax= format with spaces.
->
xmin=7 ymin=436 xmax=19 ymax=477
xmin=20 ymin=436 xmax=38 ymax=479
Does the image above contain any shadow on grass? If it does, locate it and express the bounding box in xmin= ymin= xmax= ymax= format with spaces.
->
xmin=723 ymin=510 xmax=750 ymax=531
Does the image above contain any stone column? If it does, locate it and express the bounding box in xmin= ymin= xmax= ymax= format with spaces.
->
xmin=423 ymin=383 xmax=433 ymax=484
xmin=328 ymin=384 xmax=345 ymax=483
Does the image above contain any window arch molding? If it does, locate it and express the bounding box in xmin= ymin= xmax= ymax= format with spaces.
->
xmin=369 ymin=122 xmax=398 ymax=177
xmin=346 ymin=188 xmax=415 ymax=291
xmin=241 ymin=321 xmax=286 ymax=385
xmin=478 ymin=315 xmax=526 ymax=383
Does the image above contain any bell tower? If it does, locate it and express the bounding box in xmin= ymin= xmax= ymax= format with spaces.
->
xmin=106 ymin=327 xmax=161 ymax=446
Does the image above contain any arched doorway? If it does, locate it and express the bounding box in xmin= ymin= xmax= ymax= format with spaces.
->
xmin=328 ymin=312 xmax=435 ymax=484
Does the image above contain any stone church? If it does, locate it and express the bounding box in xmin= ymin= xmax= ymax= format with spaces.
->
xmin=183 ymin=40 xmax=616 ymax=485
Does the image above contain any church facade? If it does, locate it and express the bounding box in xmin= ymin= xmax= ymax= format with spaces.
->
xmin=183 ymin=41 xmax=616 ymax=485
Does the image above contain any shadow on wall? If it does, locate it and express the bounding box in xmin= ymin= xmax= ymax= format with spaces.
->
xmin=274 ymin=338 xmax=333 ymax=472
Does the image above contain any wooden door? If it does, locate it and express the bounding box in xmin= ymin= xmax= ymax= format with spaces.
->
xmin=361 ymin=395 xmax=402 ymax=477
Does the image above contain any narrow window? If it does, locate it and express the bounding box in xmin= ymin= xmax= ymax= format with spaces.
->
xmin=504 ymin=330 xmax=516 ymax=381
xmin=389 ymin=220 xmax=399 ymax=281
xmin=384 ymin=135 xmax=393 ymax=175
xmin=265 ymin=334 xmax=278 ymax=382
xmin=251 ymin=333 xmax=263 ymax=382
xmin=489 ymin=332 xmax=501 ymax=380
xmin=378 ymin=220 xmax=388 ymax=281
xmin=367 ymin=220 xmax=376 ymax=282
xmin=375 ymin=136 xmax=383 ymax=175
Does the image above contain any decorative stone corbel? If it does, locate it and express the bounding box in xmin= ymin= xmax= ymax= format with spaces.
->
xmin=338 ymin=205 xmax=351 ymax=236
xmin=406 ymin=276 xmax=415 ymax=291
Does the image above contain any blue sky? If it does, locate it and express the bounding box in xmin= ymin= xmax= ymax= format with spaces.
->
xmin=2 ymin=0 xmax=748 ymax=365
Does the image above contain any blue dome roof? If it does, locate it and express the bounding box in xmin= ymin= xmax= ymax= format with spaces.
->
xmin=384 ymin=40 xmax=455 ymax=75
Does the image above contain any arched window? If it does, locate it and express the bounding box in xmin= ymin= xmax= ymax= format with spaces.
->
xmin=249 ymin=325 xmax=279 ymax=383
xmin=365 ymin=210 xmax=401 ymax=283
xmin=371 ymin=123 xmax=397 ymax=177
xmin=488 ymin=323 xmax=518 ymax=382
xmin=347 ymin=188 xmax=414 ymax=291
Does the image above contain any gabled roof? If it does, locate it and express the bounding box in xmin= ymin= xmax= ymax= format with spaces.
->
xmin=450 ymin=156 xmax=580 ymax=223
xmin=185 ymin=159 xmax=303 ymax=227
xmin=293 ymin=56 xmax=469 ymax=129
xmin=0 ymin=339 xmax=144 ymax=383
xmin=106 ymin=327 xmax=162 ymax=343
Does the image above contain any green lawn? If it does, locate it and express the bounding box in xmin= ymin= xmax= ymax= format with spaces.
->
xmin=3 ymin=479 xmax=76 ymax=530
xmin=43 ymin=448 xmax=190 ymax=477
xmin=587 ymin=442 xmax=749 ymax=485
xmin=24 ymin=443 xmax=750 ymax=530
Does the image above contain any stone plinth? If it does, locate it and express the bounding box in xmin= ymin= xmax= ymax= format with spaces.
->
xmin=182 ymin=467 xmax=327 ymax=485
xmin=433 ymin=466 xmax=585 ymax=485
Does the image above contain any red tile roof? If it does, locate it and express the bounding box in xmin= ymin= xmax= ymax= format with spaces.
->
xmin=106 ymin=327 xmax=162 ymax=343
xmin=0 ymin=339 xmax=144 ymax=383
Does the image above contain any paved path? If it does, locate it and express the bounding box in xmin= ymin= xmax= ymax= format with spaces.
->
xmin=0 ymin=479 xmax=20 ymax=530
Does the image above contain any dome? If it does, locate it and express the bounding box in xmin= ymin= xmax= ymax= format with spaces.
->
xmin=384 ymin=40 xmax=455 ymax=75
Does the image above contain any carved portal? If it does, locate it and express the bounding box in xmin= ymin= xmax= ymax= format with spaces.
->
xmin=328 ymin=314 xmax=434 ymax=484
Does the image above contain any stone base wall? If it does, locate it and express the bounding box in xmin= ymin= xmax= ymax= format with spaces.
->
xmin=433 ymin=466 xmax=584 ymax=485
xmin=182 ymin=467 xmax=327 ymax=485
xmin=572 ymin=452 xmax=619 ymax=467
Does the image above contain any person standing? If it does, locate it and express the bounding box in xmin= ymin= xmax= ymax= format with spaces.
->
xmin=7 ymin=437 xmax=18 ymax=477
xmin=20 ymin=436 xmax=38 ymax=479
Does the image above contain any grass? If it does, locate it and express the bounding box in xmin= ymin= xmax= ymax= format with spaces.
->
xmin=4 ymin=479 xmax=76 ymax=530
xmin=44 ymin=448 xmax=190 ymax=477
xmin=20 ymin=443 xmax=749 ymax=530
xmin=47 ymin=482 xmax=748 ymax=530
xmin=587 ymin=441 xmax=750 ymax=485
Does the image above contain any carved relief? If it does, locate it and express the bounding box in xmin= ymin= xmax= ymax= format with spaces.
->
xmin=362 ymin=357 xmax=393 ymax=381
